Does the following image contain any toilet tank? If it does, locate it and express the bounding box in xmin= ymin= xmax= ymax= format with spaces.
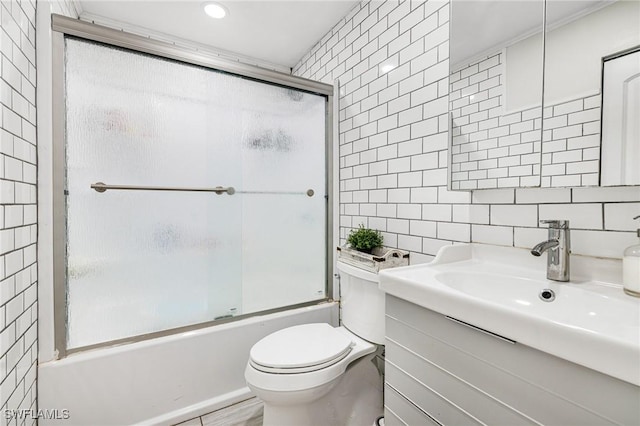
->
xmin=337 ymin=261 xmax=385 ymax=344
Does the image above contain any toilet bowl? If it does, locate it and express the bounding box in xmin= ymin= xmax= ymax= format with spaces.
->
xmin=245 ymin=261 xmax=385 ymax=426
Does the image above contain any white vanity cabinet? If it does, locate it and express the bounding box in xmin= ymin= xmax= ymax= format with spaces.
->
xmin=383 ymin=295 xmax=640 ymax=426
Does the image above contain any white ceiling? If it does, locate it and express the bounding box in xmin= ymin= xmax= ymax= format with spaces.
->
xmin=77 ymin=0 xmax=360 ymax=69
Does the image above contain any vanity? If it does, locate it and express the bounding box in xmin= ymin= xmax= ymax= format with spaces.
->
xmin=379 ymin=244 xmax=640 ymax=425
xmin=377 ymin=0 xmax=640 ymax=422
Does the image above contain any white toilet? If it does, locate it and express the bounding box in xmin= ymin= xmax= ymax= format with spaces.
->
xmin=244 ymin=261 xmax=385 ymax=426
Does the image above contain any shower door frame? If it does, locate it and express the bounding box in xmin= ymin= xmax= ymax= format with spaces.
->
xmin=51 ymin=14 xmax=334 ymax=358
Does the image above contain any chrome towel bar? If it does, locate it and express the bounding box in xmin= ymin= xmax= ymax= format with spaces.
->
xmin=90 ymin=182 xmax=315 ymax=197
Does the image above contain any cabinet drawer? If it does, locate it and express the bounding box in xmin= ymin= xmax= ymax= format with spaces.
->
xmin=386 ymin=339 xmax=537 ymax=425
xmin=385 ymin=295 xmax=640 ymax=425
xmin=386 ymin=361 xmax=482 ymax=426
xmin=385 ymin=383 xmax=441 ymax=426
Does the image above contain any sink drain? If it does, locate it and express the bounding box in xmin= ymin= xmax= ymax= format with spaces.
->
xmin=539 ymin=288 xmax=556 ymax=302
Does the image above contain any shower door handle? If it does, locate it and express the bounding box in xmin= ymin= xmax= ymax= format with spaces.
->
xmin=90 ymin=182 xmax=235 ymax=195
xmin=90 ymin=182 xmax=315 ymax=197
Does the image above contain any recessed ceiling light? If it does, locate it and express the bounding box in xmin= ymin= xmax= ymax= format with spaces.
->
xmin=203 ymin=2 xmax=228 ymax=19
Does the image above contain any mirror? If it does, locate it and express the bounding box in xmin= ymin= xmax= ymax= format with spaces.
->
xmin=541 ymin=0 xmax=640 ymax=187
xmin=601 ymin=46 xmax=640 ymax=185
xmin=449 ymin=0 xmax=545 ymax=190
xmin=449 ymin=0 xmax=640 ymax=190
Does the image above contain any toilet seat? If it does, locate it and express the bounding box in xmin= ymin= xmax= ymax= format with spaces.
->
xmin=249 ymin=323 xmax=354 ymax=374
xmin=245 ymin=326 xmax=377 ymax=393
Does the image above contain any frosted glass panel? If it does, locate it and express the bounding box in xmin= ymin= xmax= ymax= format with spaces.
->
xmin=64 ymin=38 xmax=326 ymax=349
xmin=237 ymin=78 xmax=326 ymax=314
xmin=66 ymin=193 xmax=243 ymax=348
xmin=241 ymin=195 xmax=326 ymax=313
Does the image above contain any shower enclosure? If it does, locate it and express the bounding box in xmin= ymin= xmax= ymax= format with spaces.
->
xmin=51 ymin=16 xmax=333 ymax=355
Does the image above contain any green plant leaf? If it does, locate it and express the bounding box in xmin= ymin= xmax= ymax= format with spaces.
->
xmin=346 ymin=225 xmax=383 ymax=253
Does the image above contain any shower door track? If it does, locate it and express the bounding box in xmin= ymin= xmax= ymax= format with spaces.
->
xmin=50 ymin=14 xmax=335 ymax=358
xmin=51 ymin=15 xmax=333 ymax=96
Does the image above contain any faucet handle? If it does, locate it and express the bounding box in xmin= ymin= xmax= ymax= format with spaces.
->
xmin=540 ymin=219 xmax=569 ymax=229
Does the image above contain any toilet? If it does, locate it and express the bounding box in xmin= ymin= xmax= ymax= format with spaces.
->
xmin=244 ymin=261 xmax=385 ymax=426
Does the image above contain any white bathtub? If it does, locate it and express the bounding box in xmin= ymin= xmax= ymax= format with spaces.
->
xmin=38 ymin=303 xmax=338 ymax=425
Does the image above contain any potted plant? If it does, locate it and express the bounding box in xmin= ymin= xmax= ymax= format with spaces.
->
xmin=346 ymin=225 xmax=383 ymax=254
xmin=338 ymin=225 xmax=408 ymax=273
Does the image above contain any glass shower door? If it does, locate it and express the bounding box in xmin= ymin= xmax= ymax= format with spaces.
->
xmin=236 ymin=82 xmax=327 ymax=313
xmin=65 ymin=38 xmax=244 ymax=349
xmin=64 ymin=38 xmax=326 ymax=350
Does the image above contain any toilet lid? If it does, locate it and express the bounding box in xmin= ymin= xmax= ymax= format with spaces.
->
xmin=250 ymin=323 xmax=353 ymax=371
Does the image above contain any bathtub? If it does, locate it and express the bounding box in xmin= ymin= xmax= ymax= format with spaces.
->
xmin=38 ymin=302 xmax=338 ymax=425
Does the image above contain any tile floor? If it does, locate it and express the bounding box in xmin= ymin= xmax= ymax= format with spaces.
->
xmin=175 ymin=397 xmax=263 ymax=426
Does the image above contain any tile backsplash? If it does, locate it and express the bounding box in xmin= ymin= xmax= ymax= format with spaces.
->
xmin=293 ymin=0 xmax=640 ymax=263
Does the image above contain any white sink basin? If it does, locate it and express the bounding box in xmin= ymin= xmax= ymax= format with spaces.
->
xmin=434 ymin=270 xmax=639 ymax=335
xmin=379 ymin=243 xmax=640 ymax=386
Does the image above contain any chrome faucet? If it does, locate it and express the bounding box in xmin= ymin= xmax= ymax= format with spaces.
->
xmin=531 ymin=220 xmax=571 ymax=282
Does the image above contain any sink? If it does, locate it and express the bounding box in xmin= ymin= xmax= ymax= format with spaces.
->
xmin=434 ymin=270 xmax=639 ymax=335
xmin=379 ymin=243 xmax=640 ymax=386
xmin=434 ymin=270 xmax=546 ymax=303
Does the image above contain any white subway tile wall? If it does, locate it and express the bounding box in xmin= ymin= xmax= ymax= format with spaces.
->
xmin=541 ymin=94 xmax=601 ymax=187
xmin=450 ymin=52 xmax=542 ymax=190
xmin=1 ymin=0 xmax=78 ymax=421
xmin=1 ymin=0 xmax=38 ymax=420
xmin=293 ymin=0 xmax=640 ymax=262
xmin=450 ymin=51 xmax=601 ymax=190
